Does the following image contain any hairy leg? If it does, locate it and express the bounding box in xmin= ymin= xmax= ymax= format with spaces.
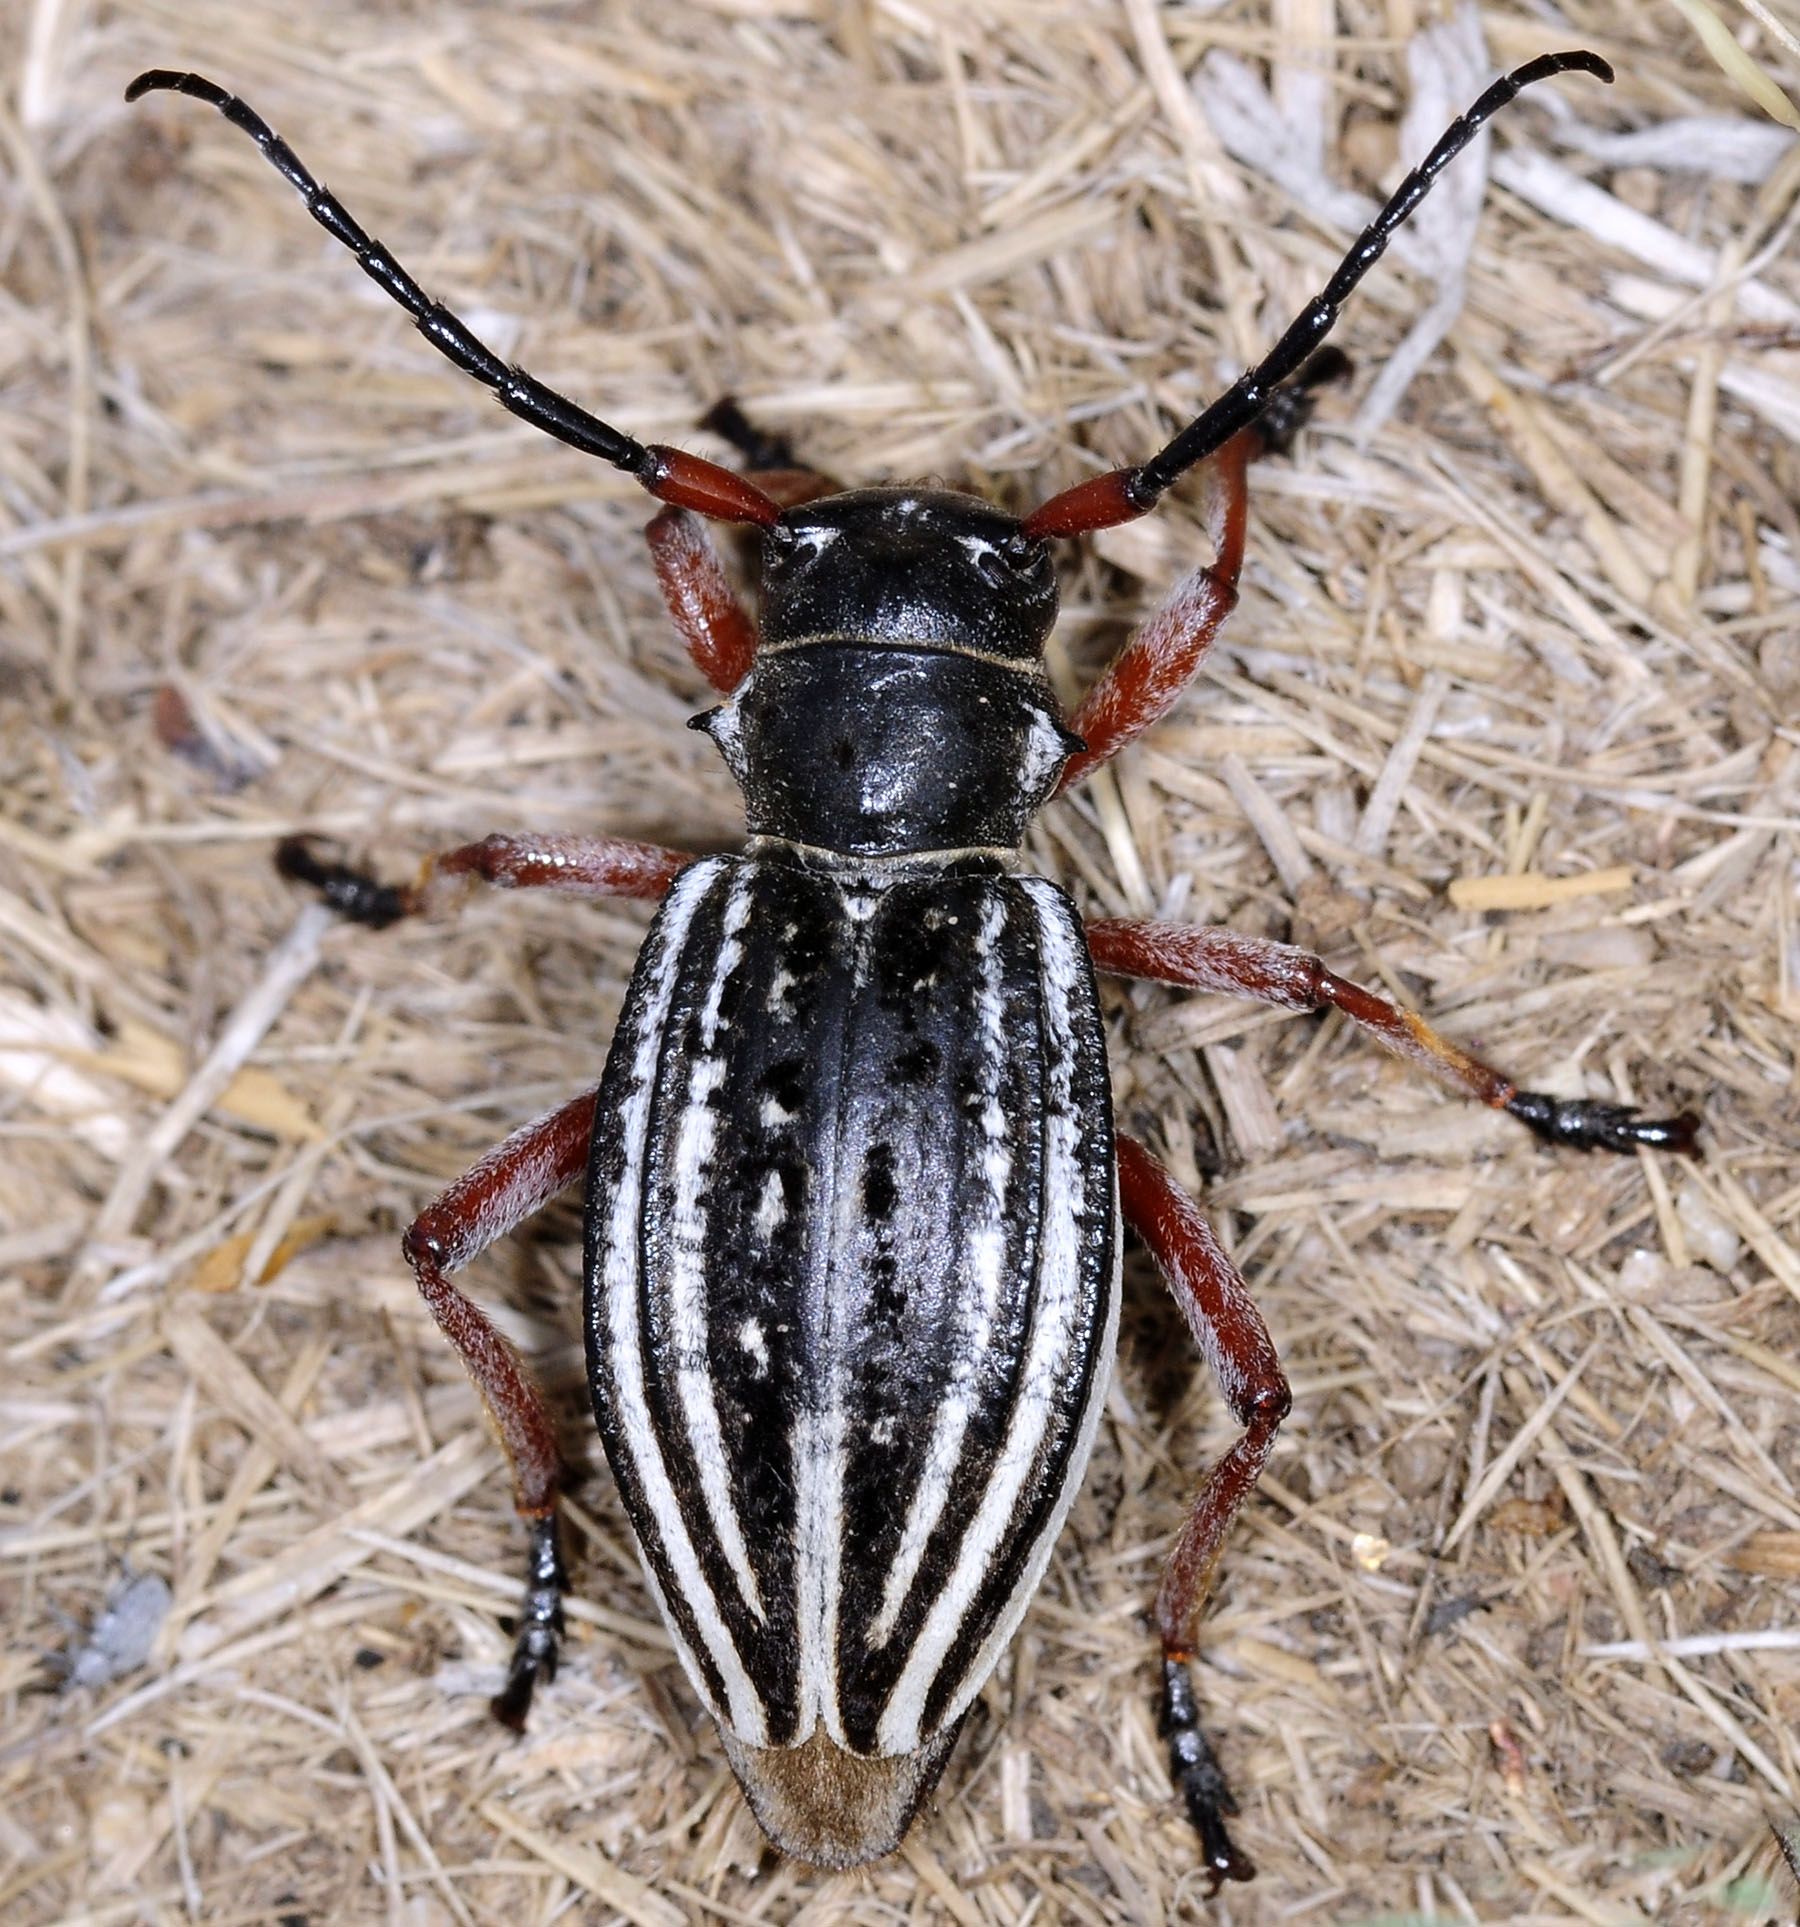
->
xmin=646 ymin=507 xmax=759 ymax=693
xmin=278 ymin=832 xmax=689 ymax=929
xmin=1056 ymin=430 xmax=1250 ymax=792
xmin=1117 ymin=1130 xmax=1291 ymax=1892
xmin=403 ymin=1090 xmax=598 ymax=1729
xmin=1089 ymin=918 xmax=1698 ymax=1152
xmin=1057 ymin=353 xmax=1348 ymax=790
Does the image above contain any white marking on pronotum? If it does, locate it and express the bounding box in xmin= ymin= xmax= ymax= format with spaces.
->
xmin=1020 ymin=705 xmax=1074 ymax=801
xmin=597 ymin=858 xmax=770 ymax=1744
xmin=867 ymin=889 xmax=1014 ymax=1648
xmin=877 ymin=882 xmax=1118 ymax=1753
xmin=738 ymin=1318 xmax=770 ymax=1377
xmin=668 ymin=869 xmax=767 ymax=1624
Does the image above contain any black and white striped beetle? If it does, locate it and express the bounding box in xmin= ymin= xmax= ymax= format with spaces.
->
xmin=132 ymin=51 xmax=1697 ymax=1883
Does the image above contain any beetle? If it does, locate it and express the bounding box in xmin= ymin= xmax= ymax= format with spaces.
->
xmin=130 ymin=52 xmax=1697 ymax=1884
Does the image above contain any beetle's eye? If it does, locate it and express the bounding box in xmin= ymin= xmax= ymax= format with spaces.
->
xmin=962 ymin=532 xmax=1041 ymax=588
xmin=764 ymin=526 xmax=800 ymax=576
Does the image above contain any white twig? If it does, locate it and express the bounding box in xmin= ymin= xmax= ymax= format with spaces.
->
xmin=1582 ymin=1627 xmax=1800 ymax=1660
xmin=1355 ymin=670 xmax=1447 ymax=856
xmin=79 ymin=903 xmax=333 ymax=1274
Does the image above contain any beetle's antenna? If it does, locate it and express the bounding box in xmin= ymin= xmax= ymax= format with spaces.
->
xmin=1023 ymin=49 xmax=1612 ymax=539
xmin=125 ymin=70 xmax=781 ymax=530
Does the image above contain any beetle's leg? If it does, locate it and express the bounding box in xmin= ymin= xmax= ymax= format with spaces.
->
xmin=1057 ymin=351 xmax=1347 ymax=792
xmin=277 ymin=832 xmax=690 ymax=929
xmin=697 ymin=397 xmax=840 ymax=509
xmin=403 ymin=1089 xmax=597 ymax=1729
xmin=646 ymin=508 xmax=759 ymax=693
xmin=1116 ymin=1130 xmax=1288 ymax=1893
xmin=645 ymin=392 xmax=849 ymax=691
xmin=1056 ymin=431 xmax=1249 ymax=793
xmin=1089 ymin=919 xmax=1699 ymax=1153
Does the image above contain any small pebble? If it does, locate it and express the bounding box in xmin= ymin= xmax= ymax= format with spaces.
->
xmin=1351 ymin=1531 xmax=1390 ymax=1572
xmin=1676 ymin=1183 xmax=1742 ymax=1274
xmin=65 ymin=1571 xmax=171 ymax=1689
xmin=1388 ymin=1434 xmax=1450 ymax=1499
xmin=1617 ymin=1248 xmax=1667 ymax=1300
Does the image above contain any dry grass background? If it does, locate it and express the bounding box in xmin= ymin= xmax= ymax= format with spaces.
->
xmin=4 ymin=0 xmax=1800 ymax=1920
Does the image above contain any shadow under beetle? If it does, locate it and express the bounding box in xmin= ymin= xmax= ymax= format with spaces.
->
xmin=131 ymin=51 xmax=1698 ymax=1884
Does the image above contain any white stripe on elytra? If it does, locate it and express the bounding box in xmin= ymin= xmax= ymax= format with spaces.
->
xmin=794 ymin=876 xmax=869 ymax=1742
xmin=876 ymin=882 xmax=1117 ymax=1753
xmin=794 ymin=1392 xmax=844 ymax=1743
xmin=866 ymin=889 xmax=1013 ymax=1649
xmin=667 ymin=868 xmax=767 ymax=1625
xmin=599 ymin=859 xmax=769 ymax=1745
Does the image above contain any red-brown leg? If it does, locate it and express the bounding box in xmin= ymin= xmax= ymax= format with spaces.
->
xmin=645 ymin=506 xmax=759 ymax=693
xmin=1057 ymin=431 xmax=1251 ymax=793
xmin=1055 ymin=353 xmax=1352 ymax=790
xmin=645 ymin=399 xmax=846 ymax=692
xmin=1118 ymin=1130 xmax=1289 ymax=1892
xmin=696 ymin=397 xmax=841 ymax=510
xmin=403 ymin=1088 xmax=597 ymax=1728
xmin=278 ymin=832 xmax=690 ymax=928
xmin=1090 ymin=919 xmax=1698 ymax=1153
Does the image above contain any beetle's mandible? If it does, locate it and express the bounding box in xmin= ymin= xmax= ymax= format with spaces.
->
xmin=130 ymin=52 xmax=1699 ymax=1885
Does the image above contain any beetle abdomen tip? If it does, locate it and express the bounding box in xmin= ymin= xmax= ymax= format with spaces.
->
xmin=718 ymin=1722 xmax=959 ymax=1869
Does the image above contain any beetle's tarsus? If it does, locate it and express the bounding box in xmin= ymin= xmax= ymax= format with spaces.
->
xmin=492 ymin=1513 xmax=568 ymax=1731
xmin=1160 ymin=1657 xmax=1255 ymax=1892
xmin=1505 ymin=1090 xmax=1700 ymax=1156
xmin=1253 ymin=346 xmax=1354 ymax=459
xmin=701 ymin=396 xmax=801 ymax=474
xmin=276 ymin=836 xmax=414 ymax=928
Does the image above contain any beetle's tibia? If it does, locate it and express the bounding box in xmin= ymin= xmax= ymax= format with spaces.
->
xmin=1160 ymin=1656 xmax=1255 ymax=1892
xmin=491 ymin=1512 xmax=568 ymax=1732
xmin=1504 ymin=1091 xmax=1700 ymax=1156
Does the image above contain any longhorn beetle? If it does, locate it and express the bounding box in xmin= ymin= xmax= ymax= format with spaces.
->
xmin=131 ymin=53 xmax=1697 ymax=1884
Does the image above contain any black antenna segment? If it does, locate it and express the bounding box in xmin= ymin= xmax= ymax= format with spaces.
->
xmin=126 ymin=70 xmax=654 ymax=480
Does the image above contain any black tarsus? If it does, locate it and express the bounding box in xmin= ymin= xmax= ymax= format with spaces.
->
xmin=1121 ymin=51 xmax=1613 ymax=511
xmin=491 ymin=1514 xmax=568 ymax=1731
xmin=124 ymin=70 xmax=658 ymax=481
xmin=1248 ymin=346 xmax=1353 ymax=459
xmin=276 ymin=837 xmax=412 ymax=929
xmin=700 ymin=397 xmax=802 ymax=473
xmin=1160 ymin=1657 xmax=1255 ymax=1894
xmin=1505 ymin=1090 xmax=1700 ymax=1156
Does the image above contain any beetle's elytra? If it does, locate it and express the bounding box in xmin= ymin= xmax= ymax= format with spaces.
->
xmin=131 ymin=52 xmax=1699 ymax=1883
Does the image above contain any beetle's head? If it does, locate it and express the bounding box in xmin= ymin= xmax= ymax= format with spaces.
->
xmin=759 ymin=489 xmax=1057 ymax=662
